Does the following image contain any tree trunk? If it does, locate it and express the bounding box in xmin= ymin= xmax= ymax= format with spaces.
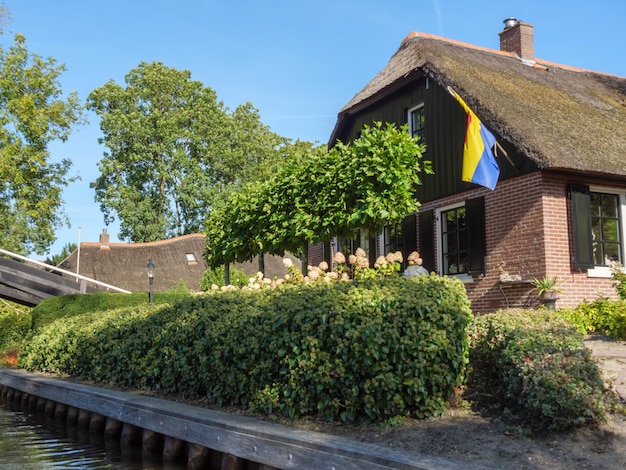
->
xmin=258 ymin=252 xmax=265 ymax=276
xmin=224 ymin=262 xmax=230 ymax=286
xmin=301 ymin=242 xmax=309 ymax=276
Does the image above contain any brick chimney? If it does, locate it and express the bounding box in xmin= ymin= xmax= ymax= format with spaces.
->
xmin=99 ymin=229 xmax=110 ymax=250
xmin=499 ymin=17 xmax=534 ymax=62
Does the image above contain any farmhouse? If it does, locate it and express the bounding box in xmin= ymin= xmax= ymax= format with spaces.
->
xmin=310 ymin=19 xmax=626 ymax=312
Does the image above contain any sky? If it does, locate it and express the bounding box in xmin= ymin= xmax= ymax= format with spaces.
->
xmin=3 ymin=0 xmax=626 ymax=258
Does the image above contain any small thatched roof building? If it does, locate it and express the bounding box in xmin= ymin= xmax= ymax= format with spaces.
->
xmin=59 ymin=231 xmax=301 ymax=293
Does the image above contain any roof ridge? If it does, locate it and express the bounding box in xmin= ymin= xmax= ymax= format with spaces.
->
xmin=404 ymin=31 xmax=621 ymax=78
xmin=81 ymin=233 xmax=205 ymax=248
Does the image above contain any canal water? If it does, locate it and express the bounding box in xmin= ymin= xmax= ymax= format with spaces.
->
xmin=0 ymin=401 xmax=186 ymax=469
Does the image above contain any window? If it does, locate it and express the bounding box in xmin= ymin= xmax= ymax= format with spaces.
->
xmin=381 ymin=214 xmax=417 ymax=270
xmin=383 ymin=223 xmax=403 ymax=255
xmin=571 ymin=184 xmax=625 ymax=276
xmin=408 ymin=103 xmax=425 ymax=144
xmin=185 ymin=253 xmax=198 ymax=264
xmin=590 ymin=192 xmax=622 ymax=266
xmin=419 ymin=197 xmax=485 ymax=277
xmin=438 ymin=204 xmax=467 ymax=275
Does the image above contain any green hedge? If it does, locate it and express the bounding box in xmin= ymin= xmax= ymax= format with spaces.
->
xmin=470 ymin=310 xmax=609 ymax=431
xmin=19 ymin=275 xmax=472 ymax=422
xmin=558 ymin=298 xmax=626 ymax=340
xmin=30 ymin=291 xmax=191 ymax=330
xmin=0 ymin=301 xmax=32 ymax=351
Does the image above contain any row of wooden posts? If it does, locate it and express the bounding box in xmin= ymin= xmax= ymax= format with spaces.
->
xmin=0 ymin=384 xmax=278 ymax=470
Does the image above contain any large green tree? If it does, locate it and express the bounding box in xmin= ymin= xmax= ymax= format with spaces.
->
xmin=0 ymin=33 xmax=84 ymax=255
xmin=87 ymin=61 xmax=286 ymax=243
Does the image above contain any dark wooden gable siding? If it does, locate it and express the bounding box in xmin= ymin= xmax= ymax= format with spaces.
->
xmin=334 ymin=77 xmax=536 ymax=202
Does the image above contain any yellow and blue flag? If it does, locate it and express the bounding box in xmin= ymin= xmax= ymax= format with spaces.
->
xmin=452 ymin=90 xmax=500 ymax=190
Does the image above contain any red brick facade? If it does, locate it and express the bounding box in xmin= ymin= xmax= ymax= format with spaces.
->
xmin=309 ymin=171 xmax=622 ymax=314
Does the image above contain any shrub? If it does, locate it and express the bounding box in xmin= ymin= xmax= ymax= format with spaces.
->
xmin=558 ymin=298 xmax=626 ymax=340
xmin=200 ymin=265 xmax=250 ymax=290
xmin=19 ymin=275 xmax=472 ymax=423
xmin=471 ymin=310 xmax=609 ymax=432
xmin=0 ymin=301 xmax=32 ymax=353
xmin=31 ymin=291 xmax=190 ymax=330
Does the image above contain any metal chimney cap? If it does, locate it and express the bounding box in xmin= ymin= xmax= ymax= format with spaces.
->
xmin=503 ymin=17 xmax=517 ymax=29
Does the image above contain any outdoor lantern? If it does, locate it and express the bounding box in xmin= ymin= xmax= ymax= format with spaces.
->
xmin=146 ymin=257 xmax=156 ymax=303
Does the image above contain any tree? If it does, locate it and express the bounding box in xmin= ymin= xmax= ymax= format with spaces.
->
xmin=46 ymin=242 xmax=77 ymax=266
xmin=332 ymin=121 xmax=431 ymax=235
xmin=0 ymin=33 xmax=85 ymax=255
xmin=87 ymin=61 xmax=287 ymax=243
xmin=205 ymin=122 xmax=430 ymax=274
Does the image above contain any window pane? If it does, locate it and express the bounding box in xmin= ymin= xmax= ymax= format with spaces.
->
xmin=592 ymin=241 xmax=604 ymax=265
xmin=602 ymin=219 xmax=618 ymax=242
xmin=590 ymin=193 xmax=601 ymax=217
xmin=457 ymin=208 xmax=466 ymax=229
xmin=600 ymin=194 xmax=618 ymax=218
xmin=604 ymin=243 xmax=621 ymax=263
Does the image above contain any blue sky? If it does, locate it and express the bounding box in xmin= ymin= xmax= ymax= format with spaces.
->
xmin=3 ymin=0 xmax=625 ymax=257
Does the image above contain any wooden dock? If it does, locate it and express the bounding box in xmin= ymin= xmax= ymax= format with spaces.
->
xmin=0 ymin=369 xmax=476 ymax=470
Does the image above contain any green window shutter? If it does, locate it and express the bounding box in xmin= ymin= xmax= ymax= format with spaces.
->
xmin=466 ymin=196 xmax=486 ymax=275
xmin=418 ymin=210 xmax=435 ymax=272
xmin=569 ymin=184 xmax=594 ymax=269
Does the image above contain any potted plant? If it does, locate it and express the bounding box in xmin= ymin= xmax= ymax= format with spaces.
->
xmin=531 ymin=275 xmax=563 ymax=310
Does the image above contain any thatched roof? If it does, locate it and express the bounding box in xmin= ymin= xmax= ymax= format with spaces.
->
xmin=60 ymin=233 xmax=209 ymax=293
xmin=59 ymin=232 xmax=301 ymax=293
xmin=332 ymin=32 xmax=626 ymax=176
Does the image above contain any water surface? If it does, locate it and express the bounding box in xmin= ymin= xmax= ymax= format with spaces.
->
xmin=0 ymin=401 xmax=185 ymax=469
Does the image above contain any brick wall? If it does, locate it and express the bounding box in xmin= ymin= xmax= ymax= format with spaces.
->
xmin=542 ymin=174 xmax=619 ymax=308
xmin=309 ymin=171 xmax=621 ymax=313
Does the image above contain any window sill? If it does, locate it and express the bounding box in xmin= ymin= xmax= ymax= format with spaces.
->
xmin=587 ymin=267 xmax=611 ymax=278
xmin=445 ymin=273 xmax=473 ymax=283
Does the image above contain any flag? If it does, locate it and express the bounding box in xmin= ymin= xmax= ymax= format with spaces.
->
xmin=452 ymin=90 xmax=500 ymax=190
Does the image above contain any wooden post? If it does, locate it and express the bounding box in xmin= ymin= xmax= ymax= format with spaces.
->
xmin=222 ymin=453 xmax=245 ymax=470
xmin=77 ymin=408 xmax=91 ymax=428
xmin=163 ymin=436 xmax=186 ymax=462
xmin=187 ymin=444 xmax=211 ymax=470
xmin=104 ymin=417 xmax=123 ymax=441
xmin=36 ymin=396 xmax=46 ymax=412
xmin=66 ymin=405 xmax=79 ymax=424
xmin=54 ymin=402 xmax=68 ymax=421
xmin=120 ymin=423 xmax=142 ymax=447
xmin=44 ymin=399 xmax=56 ymax=416
xmin=89 ymin=412 xmax=106 ymax=432
xmin=142 ymin=429 xmax=164 ymax=454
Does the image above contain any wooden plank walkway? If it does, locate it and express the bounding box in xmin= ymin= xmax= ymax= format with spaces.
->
xmin=0 ymin=369 xmax=482 ymax=470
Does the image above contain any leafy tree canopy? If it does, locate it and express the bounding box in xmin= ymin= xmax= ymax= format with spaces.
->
xmin=87 ymin=61 xmax=288 ymax=243
xmin=0 ymin=32 xmax=85 ymax=255
xmin=205 ymin=122 xmax=431 ymax=269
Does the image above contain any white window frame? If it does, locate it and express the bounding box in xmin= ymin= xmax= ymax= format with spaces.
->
xmin=407 ymin=103 xmax=425 ymax=144
xmin=436 ymin=202 xmax=472 ymax=283
xmin=587 ymin=187 xmax=626 ymax=278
